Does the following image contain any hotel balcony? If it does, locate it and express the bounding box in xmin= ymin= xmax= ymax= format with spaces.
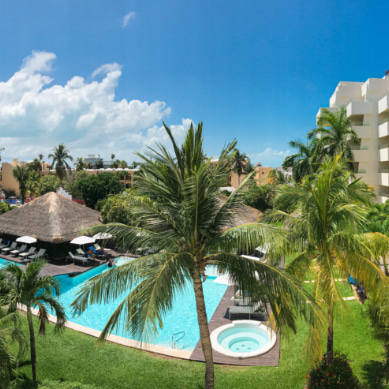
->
xmin=380 ymin=146 xmax=389 ymax=162
xmin=380 ymin=172 xmax=389 ymax=186
xmin=348 ymin=125 xmax=371 ymax=139
xmin=346 ymin=101 xmax=372 ymax=117
xmin=351 ymin=148 xmax=369 ymax=162
xmin=379 ymin=121 xmax=389 ymax=138
xmin=379 ymin=95 xmax=389 ymax=114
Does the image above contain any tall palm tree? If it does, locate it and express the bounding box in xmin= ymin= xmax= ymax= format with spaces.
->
xmin=38 ymin=154 xmax=44 ymax=162
xmin=72 ymin=122 xmax=322 ymax=389
xmin=25 ymin=172 xmax=40 ymax=198
xmin=1 ymin=261 xmax=66 ymax=382
xmin=268 ymin=155 xmax=387 ymax=365
xmin=48 ymin=144 xmax=73 ymax=185
xmin=282 ymin=139 xmax=318 ymax=183
xmin=74 ymin=157 xmax=86 ymax=172
xmin=232 ymin=149 xmax=249 ymax=185
xmin=308 ymin=107 xmax=360 ymax=171
xmin=12 ymin=165 xmax=30 ymax=204
xmin=111 ymin=154 xmax=116 ymax=167
xmin=28 ymin=158 xmax=42 ymax=174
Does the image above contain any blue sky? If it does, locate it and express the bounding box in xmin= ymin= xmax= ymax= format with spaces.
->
xmin=0 ymin=0 xmax=388 ymax=167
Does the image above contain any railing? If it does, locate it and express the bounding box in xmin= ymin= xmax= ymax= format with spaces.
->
xmin=171 ymin=331 xmax=185 ymax=349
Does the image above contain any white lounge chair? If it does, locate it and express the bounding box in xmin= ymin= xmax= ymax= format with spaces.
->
xmin=29 ymin=248 xmax=46 ymax=260
xmin=11 ymin=244 xmax=27 ymax=257
xmin=228 ymin=301 xmax=266 ymax=320
xmin=20 ymin=247 xmax=36 ymax=260
xmin=2 ymin=242 xmax=17 ymax=254
xmin=68 ymin=252 xmax=89 ymax=266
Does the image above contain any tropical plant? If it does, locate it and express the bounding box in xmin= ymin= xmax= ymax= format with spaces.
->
xmin=39 ymin=174 xmax=61 ymax=195
xmin=38 ymin=154 xmax=44 ymax=162
xmin=0 ymin=261 xmax=66 ymax=382
xmin=26 ymin=172 xmax=41 ymax=198
xmin=243 ymin=183 xmax=274 ymax=212
xmin=96 ymin=159 xmax=104 ymax=169
xmin=71 ymin=122 xmax=322 ymax=389
xmin=267 ymin=155 xmax=387 ymax=365
xmin=48 ymin=144 xmax=73 ymax=185
xmin=232 ymin=149 xmax=250 ymax=185
xmin=12 ymin=165 xmax=30 ymax=204
xmin=308 ymin=107 xmax=360 ymax=171
xmin=28 ymin=158 xmax=42 ymax=174
xmin=99 ymin=191 xmax=135 ymax=224
xmin=0 ymin=300 xmax=27 ymax=388
xmin=111 ymin=154 xmax=116 ymax=166
xmin=0 ymin=201 xmax=10 ymax=214
xmin=282 ymin=139 xmax=319 ymax=183
xmin=74 ymin=157 xmax=86 ymax=172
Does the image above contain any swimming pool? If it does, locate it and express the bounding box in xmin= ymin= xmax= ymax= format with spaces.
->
xmin=0 ymin=258 xmax=22 ymax=267
xmin=55 ymin=258 xmax=227 ymax=351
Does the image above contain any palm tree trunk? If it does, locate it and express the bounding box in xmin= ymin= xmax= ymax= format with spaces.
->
xmin=326 ymin=309 xmax=334 ymax=365
xmin=192 ymin=267 xmax=214 ymax=389
xmin=27 ymin=306 xmax=37 ymax=382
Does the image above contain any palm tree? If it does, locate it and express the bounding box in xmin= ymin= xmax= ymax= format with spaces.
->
xmin=48 ymin=144 xmax=73 ymax=185
xmin=1 ymin=261 xmax=66 ymax=382
xmin=74 ymin=157 xmax=86 ymax=172
xmin=268 ymin=155 xmax=387 ymax=365
xmin=38 ymin=154 xmax=44 ymax=162
xmin=282 ymin=139 xmax=318 ymax=183
xmin=308 ymin=107 xmax=360 ymax=171
xmin=0 ymin=302 xmax=27 ymax=388
xmin=12 ymin=165 xmax=30 ymax=204
xmin=25 ymin=172 xmax=40 ymax=198
xmin=72 ymin=122 xmax=322 ymax=389
xmin=232 ymin=149 xmax=249 ymax=185
xmin=111 ymin=154 xmax=116 ymax=167
xmin=28 ymin=158 xmax=42 ymax=174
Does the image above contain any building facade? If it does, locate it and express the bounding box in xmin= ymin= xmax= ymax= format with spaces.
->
xmin=317 ymin=76 xmax=389 ymax=203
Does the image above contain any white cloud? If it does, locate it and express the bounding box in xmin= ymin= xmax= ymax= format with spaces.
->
xmin=251 ymin=148 xmax=291 ymax=167
xmin=122 ymin=12 xmax=136 ymax=28
xmin=0 ymin=51 xmax=191 ymax=164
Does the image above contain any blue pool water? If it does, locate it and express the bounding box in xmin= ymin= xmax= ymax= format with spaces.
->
xmin=0 ymin=258 xmax=22 ymax=267
xmin=55 ymin=259 xmax=227 ymax=351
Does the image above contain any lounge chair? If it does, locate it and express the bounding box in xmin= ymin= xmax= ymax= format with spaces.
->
xmin=68 ymin=252 xmax=89 ymax=266
xmin=11 ymin=244 xmax=27 ymax=257
xmin=28 ymin=248 xmax=46 ymax=260
xmin=76 ymin=248 xmax=87 ymax=257
xmin=94 ymin=243 xmax=102 ymax=251
xmin=0 ymin=240 xmax=9 ymax=249
xmin=20 ymin=247 xmax=36 ymax=260
xmin=2 ymin=242 xmax=17 ymax=254
xmin=228 ymin=301 xmax=266 ymax=320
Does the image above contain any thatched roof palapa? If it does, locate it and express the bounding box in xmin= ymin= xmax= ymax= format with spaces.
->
xmin=0 ymin=192 xmax=102 ymax=243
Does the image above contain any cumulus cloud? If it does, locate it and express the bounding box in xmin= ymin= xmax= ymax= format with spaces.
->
xmin=122 ymin=12 xmax=136 ymax=28
xmin=0 ymin=51 xmax=190 ymax=164
xmin=251 ymin=148 xmax=291 ymax=167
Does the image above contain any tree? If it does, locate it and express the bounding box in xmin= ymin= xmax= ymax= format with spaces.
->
xmin=96 ymin=159 xmax=104 ymax=169
xmin=39 ymin=175 xmax=61 ymax=195
xmin=308 ymin=107 xmax=360 ymax=171
xmin=232 ymin=149 xmax=250 ymax=185
xmin=12 ymin=165 xmax=30 ymax=204
xmin=26 ymin=172 xmax=41 ymax=198
xmin=75 ymin=172 xmax=123 ymax=209
xmin=0 ymin=261 xmax=66 ymax=382
xmin=72 ymin=122 xmax=322 ymax=389
xmin=282 ymin=139 xmax=318 ymax=183
xmin=243 ymin=183 xmax=274 ymax=212
xmin=48 ymin=144 xmax=73 ymax=185
xmin=111 ymin=154 xmax=115 ymax=167
xmin=99 ymin=191 xmax=135 ymax=225
xmin=38 ymin=154 xmax=44 ymax=162
xmin=28 ymin=158 xmax=42 ymax=174
xmin=0 ymin=202 xmax=11 ymax=215
xmin=74 ymin=157 xmax=86 ymax=172
xmin=268 ymin=155 xmax=387 ymax=365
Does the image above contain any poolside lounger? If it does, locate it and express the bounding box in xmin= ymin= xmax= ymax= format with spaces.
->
xmin=76 ymin=248 xmax=87 ymax=257
xmin=28 ymin=248 xmax=46 ymax=260
xmin=68 ymin=252 xmax=89 ymax=266
xmin=228 ymin=302 xmax=266 ymax=320
xmin=94 ymin=243 xmax=102 ymax=251
xmin=20 ymin=247 xmax=36 ymax=260
xmin=11 ymin=244 xmax=27 ymax=257
xmin=0 ymin=240 xmax=9 ymax=249
xmin=2 ymin=242 xmax=17 ymax=254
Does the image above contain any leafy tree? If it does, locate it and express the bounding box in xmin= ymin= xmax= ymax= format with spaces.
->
xmin=64 ymin=170 xmax=88 ymax=199
xmin=282 ymin=139 xmax=318 ymax=183
xmin=129 ymin=161 xmax=141 ymax=169
xmin=75 ymin=172 xmax=123 ymax=209
xmin=48 ymin=144 xmax=73 ymax=185
xmin=243 ymin=183 xmax=273 ymax=212
xmin=26 ymin=172 xmax=41 ymax=197
xmin=96 ymin=159 xmax=104 ymax=169
xmin=308 ymin=107 xmax=359 ymax=171
xmin=99 ymin=191 xmax=135 ymax=224
xmin=12 ymin=165 xmax=30 ymax=204
xmin=267 ymin=155 xmax=387 ymax=365
xmin=0 ymin=202 xmax=11 ymax=214
xmin=39 ymin=175 xmax=61 ymax=195
xmin=0 ymin=261 xmax=66 ymax=383
xmin=74 ymin=157 xmax=86 ymax=172
xmin=72 ymin=122 xmax=322 ymax=389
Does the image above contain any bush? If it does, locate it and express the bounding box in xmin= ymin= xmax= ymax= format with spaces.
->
xmin=305 ymin=352 xmax=361 ymax=388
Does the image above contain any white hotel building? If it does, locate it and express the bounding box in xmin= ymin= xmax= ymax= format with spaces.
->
xmin=317 ymin=75 xmax=389 ymax=203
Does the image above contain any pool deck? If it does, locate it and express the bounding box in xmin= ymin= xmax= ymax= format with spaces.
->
xmin=189 ymin=286 xmax=281 ymax=366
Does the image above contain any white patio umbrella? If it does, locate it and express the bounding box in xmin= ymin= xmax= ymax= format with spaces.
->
xmin=16 ymin=236 xmax=37 ymax=244
xmin=70 ymin=236 xmax=95 ymax=245
xmin=93 ymin=233 xmax=112 ymax=240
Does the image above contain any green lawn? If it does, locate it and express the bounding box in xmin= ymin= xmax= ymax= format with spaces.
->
xmin=13 ymin=301 xmax=384 ymax=389
xmin=304 ymin=280 xmax=355 ymax=298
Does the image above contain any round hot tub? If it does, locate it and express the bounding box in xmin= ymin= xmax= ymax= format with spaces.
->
xmin=210 ymin=320 xmax=277 ymax=358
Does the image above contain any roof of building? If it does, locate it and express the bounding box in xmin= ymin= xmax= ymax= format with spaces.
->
xmin=0 ymin=192 xmax=102 ymax=243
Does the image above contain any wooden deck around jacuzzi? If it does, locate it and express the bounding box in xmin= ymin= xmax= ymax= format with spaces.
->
xmin=189 ymin=285 xmax=281 ymax=366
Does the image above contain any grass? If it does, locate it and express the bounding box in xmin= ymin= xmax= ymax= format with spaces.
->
xmin=12 ymin=301 xmax=384 ymax=389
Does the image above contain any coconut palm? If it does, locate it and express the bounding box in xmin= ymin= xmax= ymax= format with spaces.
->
xmin=25 ymin=172 xmax=40 ymax=198
xmin=74 ymin=157 xmax=86 ymax=172
xmin=111 ymin=154 xmax=116 ymax=166
xmin=72 ymin=122 xmax=322 ymax=389
xmin=48 ymin=144 xmax=73 ymax=185
xmin=1 ymin=261 xmax=66 ymax=382
xmin=0 ymin=302 xmax=27 ymax=388
xmin=308 ymin=107 xmax=359 ymax=171
xmin=12 ymin=165 xmax=30 ymax=204
xmin=232 ymin=149 xmax=250 ymax=185
xmin=28 ymin=158 xmax=42 ymax=174
xmin=38 ymin=154 xmax=44 ymax=162
xmin=282 ymin=139 xmax=319 ymax=183
xmin=267 ymin=155 xmax=387 ymax=365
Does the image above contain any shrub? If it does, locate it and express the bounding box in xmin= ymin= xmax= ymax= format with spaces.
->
xmin=305 ymin=352 xmax=361 ymax=388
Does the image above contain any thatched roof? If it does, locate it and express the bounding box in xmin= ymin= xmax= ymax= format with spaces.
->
xmin=0 ymin=192 xmax=102 ymax=243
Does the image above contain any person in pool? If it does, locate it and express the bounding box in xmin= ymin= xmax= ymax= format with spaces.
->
xmin=107 ymin=258 xmax=115 ymax=268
